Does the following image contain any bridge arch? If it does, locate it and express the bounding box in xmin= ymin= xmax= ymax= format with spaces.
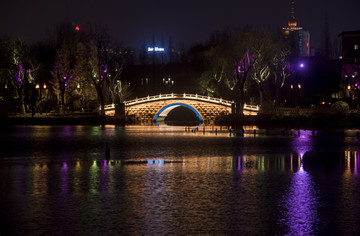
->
xmin=154 ymin=103 xmax=203 ymax=123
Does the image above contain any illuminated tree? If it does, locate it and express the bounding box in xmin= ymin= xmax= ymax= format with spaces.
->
xmin=69 ymin=41 xmax=97 ymax=111
xmin=51 ymin=42 xmax=73 ymax=113
xmin=245 ymin=28 xmax=291 ymax=106
xmin=234 ymin=50 xmax=256 ymax=114
xmin=7 ymin=39 xmax=35 ymax=114
xmin=343 ymin=64 xmax=360 ymax=90
xmin=197 ymin=39 xmax=237 ymax=100
xmin=89 ymin=39 xmax=107 ymax=116
xmin=49 ymin=22 xmax=80 ymax=113
xmin=88 ymin=25 xmax=121 ymax=116
xmin=105 ymin=64 xmax=131 ymax=104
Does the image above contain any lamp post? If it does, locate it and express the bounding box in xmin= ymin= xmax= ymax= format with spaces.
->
xmin=163 ymin=77 xmax=175 ymax=92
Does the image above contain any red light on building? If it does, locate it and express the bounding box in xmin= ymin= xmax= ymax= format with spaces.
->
xmin=75 ymin=26 xmax=80 ymax=31
xmin=306 ymin=42 xmax=309 ymax=47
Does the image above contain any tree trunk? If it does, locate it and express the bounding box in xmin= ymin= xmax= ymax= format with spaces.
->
xmin=238 ymin=81 xmax=246 ymax=115
xmin=115 ymin=103 xmax=125 ymax=119
xmin=97 ymin=86 xmax=105 ymax=116
xmin=18 ymin=89 xmax=25 ymax=114
xmin=59 ymin=88 xmax=66 ymax=114
xmin=258 ymin=82 xmax=264 ymax=106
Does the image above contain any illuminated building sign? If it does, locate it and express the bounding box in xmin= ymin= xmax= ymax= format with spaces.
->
xmin=282 ymin=26 xmax=303 ymax=31
xmin=148 ymin=47 xmax=164 ymax=52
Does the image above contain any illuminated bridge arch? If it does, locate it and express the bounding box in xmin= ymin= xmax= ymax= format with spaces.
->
xmin=104 ymin=93 xmax=259 ymax=124
xmin=154 ymin=103 xmax=203 ymax=123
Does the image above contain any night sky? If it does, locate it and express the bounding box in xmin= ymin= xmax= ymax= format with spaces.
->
xmin=1 ymin=0 xmax=359 ymax=51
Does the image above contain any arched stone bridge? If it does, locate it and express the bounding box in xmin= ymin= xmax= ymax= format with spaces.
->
xmin=104 ymin=93 xmax=259 ymax=124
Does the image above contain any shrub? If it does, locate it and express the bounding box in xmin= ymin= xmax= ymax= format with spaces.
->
xmin=331 ymin=101 xmax=350 ymax=118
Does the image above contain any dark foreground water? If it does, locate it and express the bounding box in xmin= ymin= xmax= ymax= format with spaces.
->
xmin=1 ymin=125 xmax=360 ymax=235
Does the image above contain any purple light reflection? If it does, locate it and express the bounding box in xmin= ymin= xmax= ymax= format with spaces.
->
xmin=60 ymin=162 xmax=69 ymax=194
xmin=62 ymin=162 xmax=68 ymax=170
xmin=278 ymin=168 xmax=319 ymax=234
xmin=61 ymin=126 xmax=72 ymax=137
xmin=291 ymin=130 xmax=314 ymax=161
xmin=99 ymin=160 xmax=110 ymax=194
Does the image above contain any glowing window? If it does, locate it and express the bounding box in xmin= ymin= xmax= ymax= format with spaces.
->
xmin=355 ymin=45 xmax=359 ymax=50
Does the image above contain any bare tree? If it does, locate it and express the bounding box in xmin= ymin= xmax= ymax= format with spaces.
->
xmin=88 ymin=26 xmax=115 ymax=116
xmin=234 ymin=50 xmax=256 ymax=114
xmin=51 ymin=42 xmax=73 ymax=113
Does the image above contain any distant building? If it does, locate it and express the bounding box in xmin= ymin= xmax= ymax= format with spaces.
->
xmin=338 ymin=30 xmax=360 ymax=65
xmin=282 ymin=0 xmax=310 ymax=57
xmin=338 ymin=31 xmax=360 ymax=91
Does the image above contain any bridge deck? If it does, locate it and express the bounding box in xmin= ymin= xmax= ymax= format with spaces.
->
xmin=125 ymin=93 xmax=232 ymax=106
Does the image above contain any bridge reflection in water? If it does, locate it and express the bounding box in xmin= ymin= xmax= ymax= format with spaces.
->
xmin=54 ymin=151 xmax=360 ymax=174
xmin=232 ymin=154 xmax=302 ymax=172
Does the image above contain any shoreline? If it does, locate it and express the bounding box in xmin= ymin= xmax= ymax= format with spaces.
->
xmin=2 ymin=113 xmax=360 ymax=130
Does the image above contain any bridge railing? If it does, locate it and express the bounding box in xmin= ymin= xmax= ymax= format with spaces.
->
xmin=104 ymin=104 xmax=115 ymax=110
xmin=124 ymin=93 xmax=233 ymax=106
xmin=244 ymin=104 xmax=260 ymax=111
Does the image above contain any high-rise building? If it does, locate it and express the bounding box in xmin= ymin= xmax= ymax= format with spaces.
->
xmin=338 ymin=31 xmax=360 ymax=89
xmin=282 ymin=1 xmax=310 ymax=57
xmin=338 ymin=31 xmax=360 ymax=65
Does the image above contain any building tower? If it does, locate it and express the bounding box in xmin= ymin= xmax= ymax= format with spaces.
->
xmin=282 ymin=0 xmax=310 ymax=57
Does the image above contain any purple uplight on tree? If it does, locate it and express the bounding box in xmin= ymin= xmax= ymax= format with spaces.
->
xmin=343 ymin=64 xmax=360 ymax=91
xmin=103 ymin=64 xmax=108 ymax=73
xmin=52 ymin=51 xmax=74 ymax=113
xmin=12 ymin=61 xmax=34 ymax=114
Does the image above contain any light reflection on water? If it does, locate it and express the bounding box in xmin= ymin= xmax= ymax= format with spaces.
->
xmin=1 ymin=126 xmax=360 ymax=234
xmin=279 ymin=164 xmax=320 ymax=235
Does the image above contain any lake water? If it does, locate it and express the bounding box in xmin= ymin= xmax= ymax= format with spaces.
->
xmin=1 ymin=125 xmax=360 ymax=235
